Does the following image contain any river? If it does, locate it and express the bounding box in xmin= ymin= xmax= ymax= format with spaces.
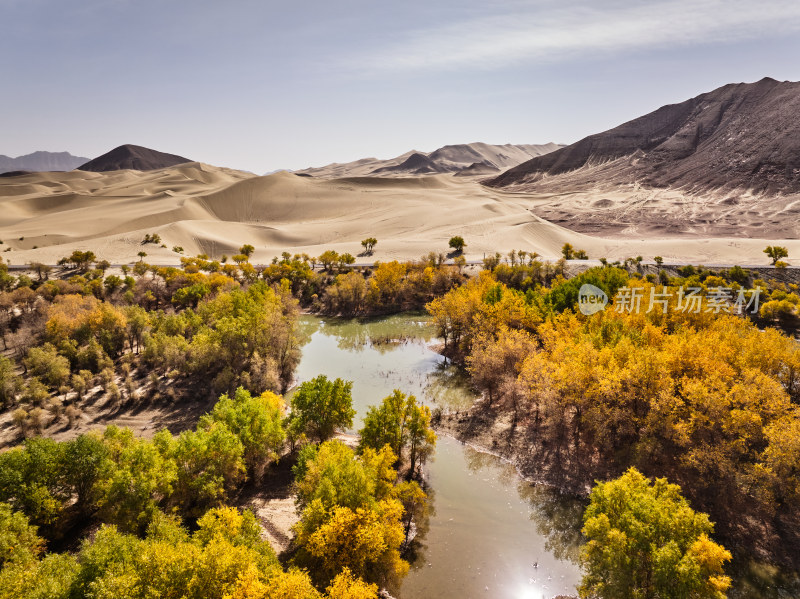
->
xmin=291 ymin=314 xmax=583 ymax=599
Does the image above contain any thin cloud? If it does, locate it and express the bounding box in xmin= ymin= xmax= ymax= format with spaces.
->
xmin=350 ymin=0 xmax=800 ymax=73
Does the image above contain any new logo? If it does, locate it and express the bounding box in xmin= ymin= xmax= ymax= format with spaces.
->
xmin=578 ymin=284 xmax=608 ymax=315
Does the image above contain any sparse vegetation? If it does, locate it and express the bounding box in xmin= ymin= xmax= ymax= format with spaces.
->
xmin=142 ymin=233 xmax=162 ymax=245
xmin=448 ymin=236 xmax=465 ymax=254
xmin=764 ymin=245 xmax=789 ymax=265
xmin=361 ymin=237 xmax=377 ymax=255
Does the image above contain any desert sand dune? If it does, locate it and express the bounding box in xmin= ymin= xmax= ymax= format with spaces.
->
xmin=1 ymin=163 xmax=798 ymax=267
xmin=296 ymin=142 xmax=562 ymax=178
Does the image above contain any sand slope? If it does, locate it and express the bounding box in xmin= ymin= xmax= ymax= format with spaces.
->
xmin=295 ymin=142 xmax=563 ymax=178
xmin=1 ymin=163 xmax=798 ymax=266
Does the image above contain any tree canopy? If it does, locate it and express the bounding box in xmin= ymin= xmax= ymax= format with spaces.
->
xmin=289 ymin=375 xmax=355 ymax=443
xmin=580 ymin=468 xmax=731 ymax=599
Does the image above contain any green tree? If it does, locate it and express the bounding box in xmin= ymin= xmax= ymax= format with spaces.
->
xmin=0 ymin=502 xmax=43 ymax=567
xmin=63 ymin=434 xmax=111 ymax=516
xmin=764 ymin=245 xmax=789 ymax=265
xmin=293 ymin=441 xmax=393 ymax=512
xmin=448 ymin=236 xmax=465 ymax=254
xmin=103 ymin=274 xmax=123 ymax=293
xmin=97 ymin=427 xmax=177 ymax=533
xmin=358 ymin=390 xmax=435 ymax=477
xmin=239 ymin=244 xmax=255 ymax=258
xmin=200 ymin=388 xmax=286 ymax=479
xmin=580 ymin=468 xmax=731 ymax=599
xmin=0 ymin=355 xmax=22 ymax=407
xmin=23 ymin=344 xmax=69 ymax=389
xmin=0 ymin=438 xmax=68 ymax=532
xmin=561 ymin=243 xmax=575 ymax=260
xmin=168 ymin=424 xmax=246 ymax=517
xmin=289 ymin=375 xmax=355 ymax=442
xmin=360 ymin=238 xmax=377 ymax=255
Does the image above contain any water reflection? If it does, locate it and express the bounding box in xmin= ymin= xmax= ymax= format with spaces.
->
xmin=311 ymin=314 xmax=436 ymax=354
xmin=516 ymin=485 xmax=585 ymax=563
xmin=425 ymin=360 xmax=477 ymax=411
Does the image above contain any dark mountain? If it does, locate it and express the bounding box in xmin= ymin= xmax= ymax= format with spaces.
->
xmin=0 ymin=151 xmax=89 ymax=173
xmin=487 ymin=78 xmax=800 ymax=194
xmin=78 ymin=144 xmax=191 ymax=172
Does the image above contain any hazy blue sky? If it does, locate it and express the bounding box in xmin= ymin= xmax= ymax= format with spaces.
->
xmin=3 ymin=0 xmax=800 ymax=173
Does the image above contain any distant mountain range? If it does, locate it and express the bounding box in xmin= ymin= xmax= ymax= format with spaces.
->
xmin=78 ymin=144 xmax=192 ymax=172
xmin=487 ymin=77 xmax=800 ymax=194
xmin=294 ymin=142 xmax=563 ymax=178
xmin=0 ymin=151 xmax=89 ymax=174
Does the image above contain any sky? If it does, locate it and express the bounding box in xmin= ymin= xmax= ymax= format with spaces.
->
xmin=3 ymin=0 xmax=800 ymax=174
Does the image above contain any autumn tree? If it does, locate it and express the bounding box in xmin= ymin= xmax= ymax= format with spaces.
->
xmin=59 ymin=250 xmax=96 ymax=271
xmin=292 ymin=441 xmax=412 ymax=588
xmin=325 ymin=272 xmax=368 ymax=315
xmin=28 ymin=262 xmax=52 ymax=282
xmin=580 ymin=468 xmax=731 ymax=599
xmin=337 ymin=253 xmax=356 ymax=272
xmin=319 ymin=250 xmax=340 ymax=272
xmin=289 ymin=375 xmax=355 ymax=443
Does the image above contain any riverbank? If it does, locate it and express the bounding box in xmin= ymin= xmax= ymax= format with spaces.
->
xmin=432 ymin=394 xmax=800 ymax=598
xmin=433 ymin=398 xmax=596 ymax=496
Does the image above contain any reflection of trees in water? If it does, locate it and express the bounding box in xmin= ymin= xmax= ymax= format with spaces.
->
xmin=404 ymin=485 xmax=436 ymax=572
xmin=516 ymin=483 xmax=585 ymax=563
xmin=297 ymin=317 xmax=320 ymax=347
xmin=461 ymin=446 xmax=584 ymax=564
xmin=310 ymin=315 xmax=436 ymax=354
xmin=463 ymin=446 xmax=519 ymax=487
xmin=425 ymin=362 xmax=478 ymax=410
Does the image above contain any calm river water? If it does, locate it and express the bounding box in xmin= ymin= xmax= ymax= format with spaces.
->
xmin=291 ymin=314 xmax=583 ymax=599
